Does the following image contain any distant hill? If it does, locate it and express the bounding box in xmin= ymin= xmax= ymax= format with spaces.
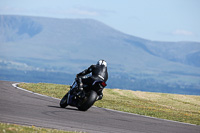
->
xmin=0 ymin=15 xmax=200 ymax=95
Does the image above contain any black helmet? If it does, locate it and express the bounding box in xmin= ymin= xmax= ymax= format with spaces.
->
xmin=97 ymin=60 xmax=107 ymax=67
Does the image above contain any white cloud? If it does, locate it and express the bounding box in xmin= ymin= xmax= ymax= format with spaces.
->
xmin=173 ymin=29 xmax=194 ymax=36
xmin=67 ymin=6 xmax=115 ymax=17
xmin=68 ymin=8 xmax=99 ymax=16
xmin=0 ymin=6 xmax=104 ymax=18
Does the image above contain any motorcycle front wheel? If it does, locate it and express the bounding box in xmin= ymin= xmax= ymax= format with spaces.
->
xmin=60 ymin=92 xmax=69 ymax=108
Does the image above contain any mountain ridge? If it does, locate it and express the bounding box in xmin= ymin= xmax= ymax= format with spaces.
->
xmin=0 ymin=15 xmax=200 ymax=94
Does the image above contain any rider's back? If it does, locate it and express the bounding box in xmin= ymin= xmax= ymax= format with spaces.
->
xmin=91 ymin=65 xmax=108 ymax=82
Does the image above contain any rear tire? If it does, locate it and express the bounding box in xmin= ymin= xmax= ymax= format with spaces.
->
xmin=78 ymin=90 xmax=97 ymax=111
xmin=60 ymin=93 xmax=69 ymax=108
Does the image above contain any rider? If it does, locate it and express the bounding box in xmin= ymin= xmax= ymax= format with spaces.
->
xmin=76 ymin=60 xmax=108 ymax=100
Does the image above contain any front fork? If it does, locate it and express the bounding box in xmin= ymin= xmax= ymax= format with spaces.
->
xmin=67 ymin=81 xmax=85 ymax=105
xmin=66 ymin=81 xmax=76 ymax=105
xmin=67 ymin=91 xmax=71 ymax=105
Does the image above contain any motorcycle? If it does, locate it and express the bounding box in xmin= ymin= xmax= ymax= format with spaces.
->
xmin=60 ymin=77 xmax=107 ymax=111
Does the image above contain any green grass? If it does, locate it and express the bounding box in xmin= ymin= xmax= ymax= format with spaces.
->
xmin=18 ymin=83 xmax=200 ymax=125
xmin=0 ymin=123 xmax=82 ymax=133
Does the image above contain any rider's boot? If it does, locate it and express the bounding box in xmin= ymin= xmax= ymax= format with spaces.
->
xmin=76 ymin=77 xmax=83 ymax=91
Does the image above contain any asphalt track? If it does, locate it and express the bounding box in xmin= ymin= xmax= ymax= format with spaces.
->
xmin=0 ymin=81 xmax=200 ymax=133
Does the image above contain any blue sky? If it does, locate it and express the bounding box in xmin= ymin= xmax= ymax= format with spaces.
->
xmin=0 ymin=0 xmax=200 ymax=42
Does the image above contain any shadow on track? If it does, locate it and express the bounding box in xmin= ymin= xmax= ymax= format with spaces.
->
xmin=47 ymin=105 xmax=80 ymax=111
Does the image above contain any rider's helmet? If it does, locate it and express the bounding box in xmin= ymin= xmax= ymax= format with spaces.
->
xmin=97 ymin=60 xmax=107 ymax=67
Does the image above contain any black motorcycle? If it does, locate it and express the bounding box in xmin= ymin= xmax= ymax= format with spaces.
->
xmin=60 ymin=78 xmax=107 ymax=111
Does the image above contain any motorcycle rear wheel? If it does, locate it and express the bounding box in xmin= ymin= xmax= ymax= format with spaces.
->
xmin=78 ymin=90 xmax=97 ymax=111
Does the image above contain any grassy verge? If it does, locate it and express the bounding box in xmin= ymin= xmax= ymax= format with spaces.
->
xmin=18 ymin=83 xmax=200 ymax=125
xmin=0 ymin=123 xmax=81 ymax=133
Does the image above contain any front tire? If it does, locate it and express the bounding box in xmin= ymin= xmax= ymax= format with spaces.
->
xmin=60 ymin=93 xmax=69 ymax=108
xmin=78 ymin=90 xmax=97 ymax=111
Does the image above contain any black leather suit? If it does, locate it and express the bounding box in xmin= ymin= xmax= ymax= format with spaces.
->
xmin=76 ymin=64 xmax=108 ymax=99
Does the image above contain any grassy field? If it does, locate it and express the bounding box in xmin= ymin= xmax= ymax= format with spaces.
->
xmin=0 ymin=123 xmax=81 ymax=133
xmin=18 ymin=83 xmax=200 ymax=125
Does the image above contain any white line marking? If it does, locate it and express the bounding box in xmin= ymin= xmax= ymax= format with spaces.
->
xmin=12 ymin=83 xmax=60 ymax=100
xmin=12 ymin=83 xmax=198 ymax=126
xmin=95 ymin=107 xmax=198 ymax=126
